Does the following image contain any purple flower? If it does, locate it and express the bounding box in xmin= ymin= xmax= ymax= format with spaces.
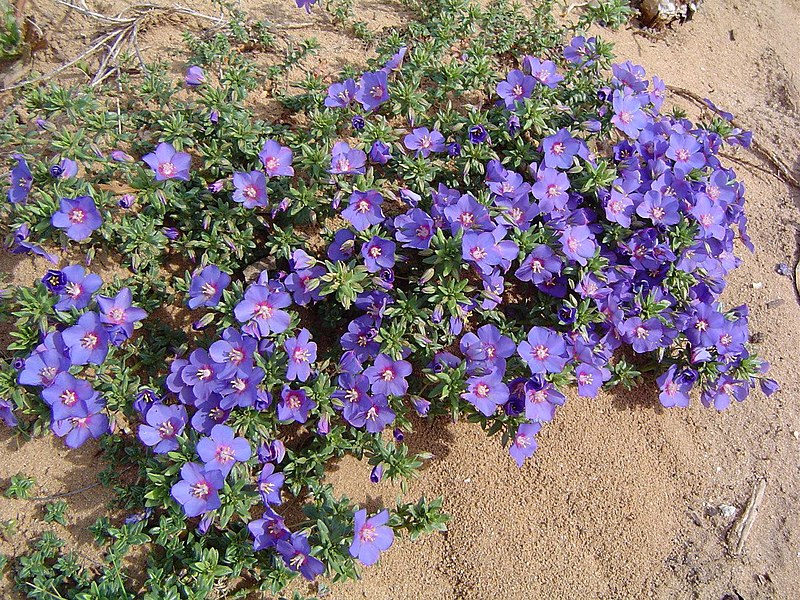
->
xmin=342 ymin=190 xmax=385 ymax=231
xmin=340 ymin=316 xmax=380 ymax=362
xmin=192 ymin=395 xmax=230 ymax=434
xmin=351 ymin=115 xmax=366 ymax=131
xmin=351 ymin=394 xmax=396 ymax=433
xmin=97 ymin=288 xmax=147 ymax=343
xmin=7 ymin=224 xmax=58 ymax=264
xmin=369 ymin=140 xmax=392 ymax=164
xmin=41 ymin=372 xmax=98 ymax=420
xmin=468 ymin=124 xmax=488 ymax=144
xmin=209 ymin=328 xmax=256 ymax=373
xmin=234 ymin=285 xmax=292 ymax=337
xmin=329 ymin=141 xmax=367 ymax=175
xmin=295 ymin=0 xmax=318 ymax=13
xmin=257 ymin=463 xmax=284 ymax=505
xmin=657 ymin=365 xmax=692 ymax=408
xmin=285 ymin=328 xmax=317 ymax=382
xmin=564 ymin=36 xmax=597 ymax=65
xmin=702 ymin=376 xmax=749 ymax=411
xmin=619 ymin=317 xmax=666 ymax=353
xmin=277 ymin=387 xmax=316 ymax=423
xmin=541 ymin=129 xmax=581 ymax=170
xmin=54 ymin=265 xmax=102 ymax=311
xmin=142 ymin=142 xmax=191 ymax=181
xmin=325 ymin=78 xmax=357 ymax=108
xmin=328 ymin=229 xmax=356 ymax=261
xmin=444 ymin=194 xmax=491 ymax=233
xmin=604 ymin=177 xmax=637 ymax=227
xmin=232 ymin=171 xmax=268 ymax=208
xmin=62 ymin=312 xmax=109 ymax=365
xmin=461 ymin=231 xmax=502 ymax=275
xmin=258 ymin=440 xmax=287 ymax=464
xmin=355 ymin=71 xmax=389 ymax=112
xmin=460 ymin=324 xmax=515 ymax=367
xmin=0 ymin=399 xmax=17 ymax=427
xmin=220 ymin=367 xmax=264 ymax=409
xmin=42 ymin=269 xmax=66 ymax=293
xmin=532 ymin=168 xmax=570 ymax=213
xmin=689 ymin=196 xmax=726 ymax=240
xmin=277 ymin=533 xmax=325 ymax=581
xmin=185 ymin=65 xmax=206 ymax=86
xmin=8 ymin=155 xmax=32 ymax=204
xmin=666 ymin=133 xmax=705 ymax=173
xmin=522 ymin=381 xmax=565 ymax=422
xmin=394 ymin=208 xmax=434 ymax=249
xmin=180 ymin=349 xmax=229 ymax=402
xmin=515 ymin=245 xmax=561 ymax=284
xmin=496 ymin=69 xmax=535 ymax=109
xmin=110 ymin=150 xmax=134 ymax=162
xmin=138 ymin=403 xmax=187 ymax=453
xmin=196 ymin=424 xmax=251 ymax=477
xmin=364 ymin=354 xmax=412 ymax=397
xmin=383 ymin=46 xmax=407 ymax=72
xmin=259 ymin=140 xmax=294 ymax=177
xmin=447 ymin=142 xmax=462 ymax=156
xmin=574 ymin=363 xmax=609 ymax=398
xmin=403 ymin=127 xmax=445 ymax=157
xmin=51 ymin=196 xmax=102 ymax=241
xmin=249 ymin=507 xmax=290 ymax=550
xmin=611 ymin=92 xmax=647 ymax=139
xmin=518 ymin=327 xmax=568 ymax=374
xmin=188 ymin=265 xmax=231 ymax=309
xmin=559 ymin=225 xmax=596 ymax=266
xmin=522 ymin=56 xmax=563 ymax=88
xmin=170 ymin=462 xmax=224 ymax=517
xmin=50 ymin=394 xmax=108 ymax=448
xmin=50 ymin=158 xmax=78 ymax=179
xmin=350 ymin=509 xmax=394 ymax=566
xmin=362 ymin=237 xmax=395 ymax=272
xmin=462 ymin=369 xmax=509 ymax=416
xmin=509 ymin=422 xmax=540 ymax=467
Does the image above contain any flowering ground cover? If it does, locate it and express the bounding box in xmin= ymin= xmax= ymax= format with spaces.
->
xmin=1 ymin=0 xmax=798 ymax=598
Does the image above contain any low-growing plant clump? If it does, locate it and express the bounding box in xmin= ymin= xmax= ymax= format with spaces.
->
xmin=0 ymin=0 xmax=777 ymax=597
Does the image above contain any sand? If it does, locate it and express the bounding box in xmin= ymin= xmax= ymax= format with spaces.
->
xmin=1 ymin=1 xmax=799 ymax=598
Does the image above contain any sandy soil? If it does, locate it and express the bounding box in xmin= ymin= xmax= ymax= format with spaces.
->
xmin=1 ymin=1 xmax=799 ymax=599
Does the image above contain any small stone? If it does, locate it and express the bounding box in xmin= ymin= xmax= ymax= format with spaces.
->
xmin=752 ymin=282 xmax=764 ymax=289
xmin=776 ymin=263 xmax=792 ymax=277
xmin=766 ymin=298 xmax=785 ymax=309
xmin=464 ymin=478 xmax=471 ymax=483
xmin=719 ymin=504 xmax=736 ymax=519
xmin=792 ymin=431 xmax=799 ymax=439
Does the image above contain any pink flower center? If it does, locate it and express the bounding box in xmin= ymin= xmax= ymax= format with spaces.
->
xmin=81 ymin=332 xmax=99 ymax=349
xmin=578 ymin=372 xmax=593 ymax=386
xmin=229 ymin=348 xmax=245 ymax=364
xmin=215 ymin=444 xmax=235 ymax=463
xmin=286 ymin=393 xmax=302 ymax=409
xmin=68 ymin=208 xmax=86 ymax=224
xmin=618 ymin=111 xmax=632 ymax=125
xmin=65 ymin=282 xmax=82 ymax=298
xmin=360 ymin=524 xmax=378 ymax=543
xmin=551 ymin=142 xmax=565 ymax=156
xmin=651 ymin=206 xmax=665 ymax=220
xmin=546 ymin=184 xmax=561 ymax=198
xmin=60 ymin=390 xmax=78 ymax=406
xmin=254 ymin=302 xmax=274 ymax=320
xmin=265 ymin=157 xmax=279 ymax=171
xmin=108 ymin=307 xmax=125 ymax=324
xmin=190 ymin=481 xmax=211 ymax=500
xmin=675 ymin=148 xmax=690 ymax=162
xmin=695 ymin=319 xmax=708 ymax=332
xmin=420 ymin=135 xmax=433 ymax=149
xmin=335 ymin=157 xmax=351 ymax=172
xmin=369 ymin=246 xmax=382 ymax=258
xmin=244 ymin=185 xmax=258 ymax=199
xmin=475 ymin=383 xmax=490 ymax=398
xmin=533 ymin=344 xmax=549 ymax=360
xmin=381 ymin=368 xmax=395 ymax=382
xmin=232 ymin=378 xmax=247 ymax=392
xmin=201 ymin=282 xmax=217 ymax=297
xmin=512 ymin=84 xmax=524 ymax=97
xmin=515 ymin=434 xmax=530 ymax=448
xmin=366 ymin=406 xmax=379 ymax=421
xmin=158 ymin=162 xmax=176 ymax=177
xmin=634 ymin=326 xmax=649 ymax=339
xmin=416 ymin=225 xmax=430 ymax=239
xmin=345 ymin=389 xmax=359 ymax=403
xmin=470 ymin=246 xmax=487 ymax=261
xmin=158 ymin=420 xmax=175 ymax=438
xmin=357 ymin=199 xmax=371 ymax=213
xmin=459 ymin=212 xmax=474 ymax=226
xmin=197 ymin=367 xmax=213 ymax=380
xmin=293 ymin=347 xmax=311 ymax=363
xmin=260 ymin=481 xmax=275 ymax=494
xmin=370 ymin=85 xmax=384 ymax=99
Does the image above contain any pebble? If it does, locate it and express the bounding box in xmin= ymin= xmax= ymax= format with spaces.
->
xmin=752 ymin=282 xmax=764 ymax=289
xmin=719 ymin=504 xmax=737 ymax=519
xmin=775 ymin=263 xmax=792 ymax=277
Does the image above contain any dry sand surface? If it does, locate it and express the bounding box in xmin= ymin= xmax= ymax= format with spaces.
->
xmin=1 ymin=1 xmax=800 ymax=598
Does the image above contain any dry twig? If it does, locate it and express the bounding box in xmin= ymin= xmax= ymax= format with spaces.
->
xmin=1 ymin=1 xmax=230 ymax=92
xmin=727 ymin=478 xmax=767 ymax=556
